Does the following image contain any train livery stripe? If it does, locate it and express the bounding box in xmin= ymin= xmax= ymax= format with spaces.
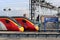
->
xmin=7 ymin=18 xmax=19 ymax=27
xmin=24 ymin=19 xmax=34 ymax=25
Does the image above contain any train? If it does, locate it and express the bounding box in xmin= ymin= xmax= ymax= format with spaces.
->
xmin=0 ymin=16 xmax=39 ymax=32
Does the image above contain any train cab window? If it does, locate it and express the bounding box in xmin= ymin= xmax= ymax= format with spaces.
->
xmin=22 ymin=19 xmax=26 ymax=23
xmin=5 ymin=20 xmax=10 ymax=23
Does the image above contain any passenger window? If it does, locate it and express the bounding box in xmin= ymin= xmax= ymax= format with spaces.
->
xmin=5 ymin=20 xmax=10 ymax=23
xmin=22 ymin=19 xmax=26 ymax=23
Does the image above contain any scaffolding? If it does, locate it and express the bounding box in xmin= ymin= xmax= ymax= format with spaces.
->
xmin=29 ymin=0 xmax=58 ymax=21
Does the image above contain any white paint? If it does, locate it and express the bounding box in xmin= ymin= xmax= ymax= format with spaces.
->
xmin=0 ymin=21 xmax=7 ymax=30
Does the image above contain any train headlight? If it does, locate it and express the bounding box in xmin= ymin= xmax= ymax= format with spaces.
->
xmin=35 ymin=26 xmax=39 ymax=31
xmin=19 ymin=27 xmax=24 ymax=32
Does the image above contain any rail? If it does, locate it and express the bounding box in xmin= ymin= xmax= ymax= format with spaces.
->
xmin=0 ymin=31 xmax=60 ymax=38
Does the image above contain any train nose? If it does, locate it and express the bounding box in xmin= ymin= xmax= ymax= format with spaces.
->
xmin=19 ymin=27 xmax=24 ymax=32
xmin=35 ymin=26 xmax=39 ymax=31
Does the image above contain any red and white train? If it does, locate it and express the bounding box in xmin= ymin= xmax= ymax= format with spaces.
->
xmin=0 ymin=16 xmax=39 ymax=32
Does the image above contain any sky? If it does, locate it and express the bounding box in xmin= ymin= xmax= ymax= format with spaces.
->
xmin=0 ymin=0 xmax=29 ymax=10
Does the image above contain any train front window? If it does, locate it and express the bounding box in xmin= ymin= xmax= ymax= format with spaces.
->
xmin=5 ymin=20 xmax=10 ymax=23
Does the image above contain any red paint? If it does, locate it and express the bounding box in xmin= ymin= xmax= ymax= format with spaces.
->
xmin=15 ymin=18 xmax=37 ymax=31
xmin=0 ymin=18 xmax=20 ymax=31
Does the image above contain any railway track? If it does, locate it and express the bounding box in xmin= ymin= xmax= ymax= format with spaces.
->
xmin=0 ymin=31 xmax=60 ymax=38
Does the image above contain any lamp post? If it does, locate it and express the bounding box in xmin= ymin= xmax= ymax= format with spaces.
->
xmin=3 ymin=9 xmax=6 ymax=11
xmin=3 ymin=8 xmax=11 ymax=16
xmin=8 ymin=8 xmax=11 ymax=11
